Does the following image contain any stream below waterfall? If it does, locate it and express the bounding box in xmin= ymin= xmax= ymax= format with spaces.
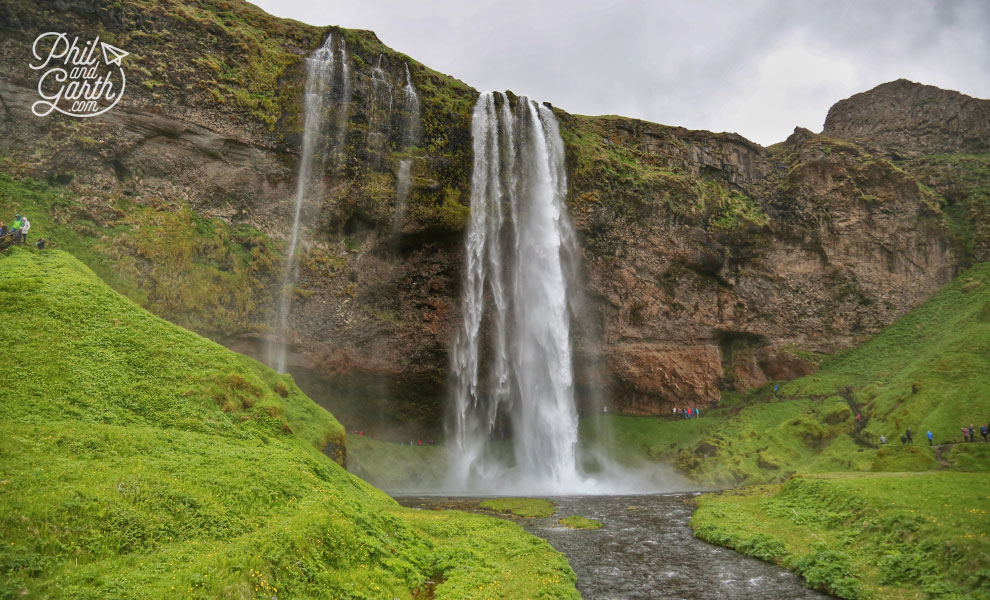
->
xmin=398 ymin=494 xmax=829 ymax=600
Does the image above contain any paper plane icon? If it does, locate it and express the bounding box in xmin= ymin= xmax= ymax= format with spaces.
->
xmin=101 ymin=42 xmax=128 ymax=66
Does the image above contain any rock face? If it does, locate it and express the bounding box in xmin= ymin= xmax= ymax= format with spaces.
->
xmin=0 ymin=1 xmax=983 ymax=433
xmin=823 ymin=79 xmax=990 ymax=158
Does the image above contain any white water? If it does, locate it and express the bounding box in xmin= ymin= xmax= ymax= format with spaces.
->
xmin=449 ymin=92 xmax=584 ymax=493
xmin=367 ymin=54 xmax=393 ymax=168
xmin=447 ymin=93 xmax=687 ymax=495
xmin=401 ymin=63 xmax=421 ymax=147
xmin=333 ymin=37 xmax=351 ymax=162
xmin=392 ymin=63 xmax=420 ymax=234
xmin=392 ymin=158 xmax=413 ymax=235
xmin=267 ymin=36 xmax=336 ymax=373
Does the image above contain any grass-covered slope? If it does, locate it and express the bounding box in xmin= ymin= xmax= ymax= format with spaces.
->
xmin=0 ymin=170 xmax=282 ymax=336
xmin=0 ymin=249 xmax=579 ymax=599
xmin=594 ymin=262 xmax=990 ymax=485
xmin=692 ymin=473 xmax=990 ymax=599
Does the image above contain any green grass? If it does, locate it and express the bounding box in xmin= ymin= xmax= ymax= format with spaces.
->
xmin=594 ymin=263 xmax=990 ymax=485
xmin=0 ymin=249 xmax=579 ymax=599
xmin=479 ymin=498 xmax=556 ymax=519
xmin=558 ymin=516 xmax=603 ymax=530
xmin=692 ymin=472 xmax=990 ymax=599
xmin=0 ymin=172 xmax=281 ymax=336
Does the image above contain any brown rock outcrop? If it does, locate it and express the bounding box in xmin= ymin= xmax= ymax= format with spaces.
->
xmin=823 ymin=79 xmax=990 ymax=158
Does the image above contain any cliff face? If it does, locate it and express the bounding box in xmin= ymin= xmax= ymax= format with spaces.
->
xmin=823 ymin=79 xmax=990 ymax=158
xmin=0 ymin=1 xmax=984 ymax=435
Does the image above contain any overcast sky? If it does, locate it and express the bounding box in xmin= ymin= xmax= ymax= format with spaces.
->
xmin=250 ymin=0 xmax=989 ymax=146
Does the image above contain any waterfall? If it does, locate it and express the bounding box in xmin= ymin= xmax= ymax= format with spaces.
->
xmin=367 ymin=54 xmax=394 ymax=168
xmin=392 ymin=63 xmax=420 ymax=235
xmin=448 ymin=92 xmax=585 ymax=493
xmin=333 ymin=37 xmax=351 ymax=162
xmin=267 ymin=34 xmax=344 ymax=373
xmin=401 ymin=63 xmax=421 ymax=147
xmin=392 ymin=158 xmax=412 ymax=235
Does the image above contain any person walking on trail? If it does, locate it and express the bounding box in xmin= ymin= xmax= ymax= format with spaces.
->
xmin=880 ymin=434 xmax=887 ymax=445
xmin=926 ymin=430 xmax=933 ymax=446
xmin=10 ymin=215 xmax=22 ymax=243
xmin=906 ymin=428 xmax=913 ymax=444
xmin=961 ymin=426 xmax=969 ymax=442
xmin=981 ymin=424 xmax=988 ymax=443
xmin=969 ymin=425 xmax=976 ymax=443
xmin=20 ymin=215 xmax=29 ymax=244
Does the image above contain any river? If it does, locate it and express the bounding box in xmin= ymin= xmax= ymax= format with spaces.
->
xmin=398 ymin=493 xmax=829 ymax=599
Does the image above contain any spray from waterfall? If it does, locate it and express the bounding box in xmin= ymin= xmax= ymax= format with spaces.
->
xmin=267 ymin=33 xmax=348 ymax=373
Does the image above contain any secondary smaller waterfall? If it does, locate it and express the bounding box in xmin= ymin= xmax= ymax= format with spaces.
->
xmin=267 ymin=33 xmax=349 ymax=373
xmin=333 ymin=37 xmax=351 ymax=163
xmin=401 ymin=63 xmax=421 ymax=147
xmin=392 ymin=63 xmax=420 ymax=234
xmin=367 ymin=54 xmax=394 ymax=168
xmin=392 ymin=158 xmax=413 ymax=235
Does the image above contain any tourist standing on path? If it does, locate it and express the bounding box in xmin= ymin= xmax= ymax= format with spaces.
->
xmin=981 ymin=424 xmax=988 ymax=443
xmin=969 ymin=425 xmax=975 ymax=442
xmin=906 ymin=428 xmax=913 ymax=444
xmin=927 ymin=430 xmax=933 ymax=446
xmin=9 ymin=215 xmax=22 ymax=243
xmin=961 ymin=426 xmax=969 ymax=442
xmin=20 ymin=215 xmax=29 ymax=244
xmin=880 ymin=434 xmax=887 ymax=444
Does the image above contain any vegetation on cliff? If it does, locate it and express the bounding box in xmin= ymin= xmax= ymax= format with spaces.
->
xmin=0 ymin=249 xmax=579 ymax=599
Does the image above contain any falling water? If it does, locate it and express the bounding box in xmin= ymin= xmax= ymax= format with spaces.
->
xmin=449 ymin=92 xmax=586 ymax=493
xmin=392 ymin=63 xmax=421 ymax=235
xmin=400 ymin=63 xmax=421 ymax=147
xmin=392 ymin=158 xmax=413 ymax=235
xmin=333 ymin=37 xmax=351 ymax=162
xmin=367 ymin=54 xmax=394 ymax=168
xmin=266 ymin=36 xmax=337 ymax=372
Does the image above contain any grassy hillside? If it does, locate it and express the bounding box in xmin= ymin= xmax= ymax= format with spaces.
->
xmin=592 ymin=261 xmax=990 ymax=485
xmin=692 ymin=473 xmax=990 ymax=599
xmin=0 ymin=248 xmax=579 ymax=599
xmin=0 ymin=169 xmax=282 ymax=337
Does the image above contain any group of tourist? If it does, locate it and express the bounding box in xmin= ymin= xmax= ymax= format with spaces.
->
xmin=673 ymin=406 xmax=701 ymax=419
xmin=0 ymin=213 xmax=50 ymax=250
xmin=883 ymin=424 xmax=990 ymax=446
xmin=0 ymin=213 xmax=30 ymax=245
xmin=961 ymin=423 xmax=989 ymax=443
